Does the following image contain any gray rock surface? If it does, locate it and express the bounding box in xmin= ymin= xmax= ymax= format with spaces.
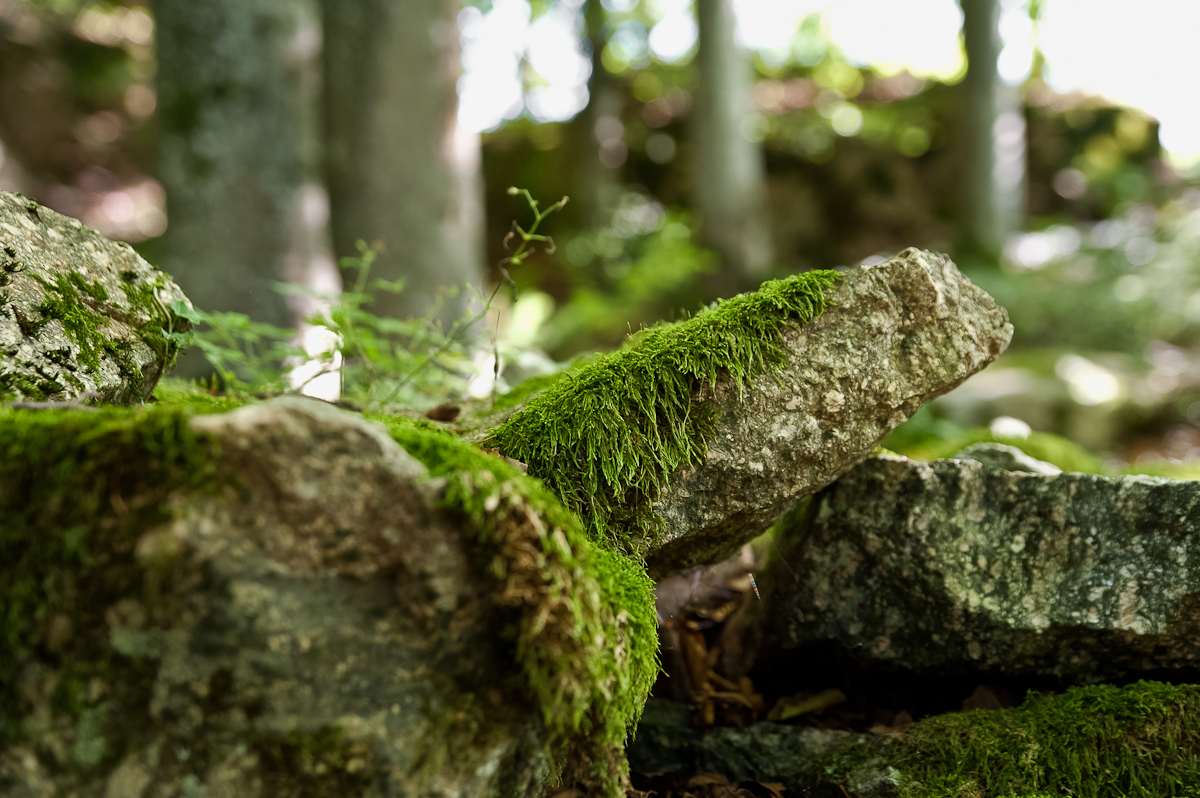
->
xmin=646 ymin=249 xmax=1012 ymax=576
xmin=627 ymin=699 xmax=897 ymax=796
xmin=956 ymin=442 xmax=1062 ymax=475
xmin=2 ymin=398 xmax=575 ymax=797
xmin=698 ymin=724 xmax=897 ymax=796
xmin=766 ymin=454 xmax=1200 ymax=679
xmin=0 ymin=191 xmax=193 ymax=403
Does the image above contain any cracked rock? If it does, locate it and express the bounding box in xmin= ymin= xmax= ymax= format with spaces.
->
xmin=764 ymin=453 xmax=1200 ymax=679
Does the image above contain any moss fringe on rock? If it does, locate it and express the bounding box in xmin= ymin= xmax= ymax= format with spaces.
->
xmin=488 ymin=271 xmax=840 ymax=554
xmin=372 ymin=414 xmax=659 ymax=794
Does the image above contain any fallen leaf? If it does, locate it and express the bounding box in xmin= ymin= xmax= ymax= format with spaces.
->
xmin=425 ymin=402 xmax=461 ymax=422
xmin=689 ymin=772 xmax=733 ymax=786
xmin=767 ymin=688 xmax=847 ymax=721
xmin=868 ymin=723 xmax=906 ymax=740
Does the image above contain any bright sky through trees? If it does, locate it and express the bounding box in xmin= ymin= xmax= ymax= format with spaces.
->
xmin=457 ymin=0 xmax=1200 ymax=161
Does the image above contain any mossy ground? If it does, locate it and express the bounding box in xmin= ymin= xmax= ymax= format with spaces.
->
xmin=892 ymin=681 xmax=1200 ymax=797
xmin=489 ymin=271 xmax=839 ymax=554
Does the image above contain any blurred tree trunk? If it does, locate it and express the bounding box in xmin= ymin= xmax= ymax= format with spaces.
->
xmin=692 ymin=0 xmax=770 ymax=290
xmin=960 ymin=0 xmax=1026 ymax=256
xmin=322 ymin=0 xmax=484 ymax=324
xmin=574 ymin=0 xmax=623 ymax=228
xmin=155 ymin=0 xmax=335 ymax=375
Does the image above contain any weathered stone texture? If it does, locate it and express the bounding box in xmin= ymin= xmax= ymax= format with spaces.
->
xmin=647 ymin=248 xmax=1013 ymax=576
xmin=628 ymin=699 xmax=897 ymax=796
xmin=2 ymin=398 xmax=553 ymax=797
xmin=0 ymin=191 xmax=192 ymax=403
xmin=767 ymin=454 xmax=1200 ymax=679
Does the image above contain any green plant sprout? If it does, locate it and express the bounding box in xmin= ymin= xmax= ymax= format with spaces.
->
xmin=501 ymin=187 xmax=568 ymax=273
xmin=178 ymin=190 xmax=568 ymax=411
xmin=486 ymin=188 xmax=570 ymax=401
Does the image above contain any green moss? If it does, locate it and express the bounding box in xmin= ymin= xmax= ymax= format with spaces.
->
xmin=1120 ymin=461 xmax=1200 ymax=481
xmin=488 ymin=271 xmax=840 ymax=553
xmin=895 ymin=681 xmax=1200 ymax=798
xmin=37 ymin=273 xmax=106 ymax=372
xmin=67 ymin=271 xmax=110 ymax=302
xmin=256 ymin=726 xmax=378 ymax=797
xmin=491 ymin=370 xmax=568 ymax=412
xmin=152 ymin=377 xmax=257 ymax=415
xmin=2 ymin=395 xmax=655 ymax=794
xmin=490 ymin=354 xmax=605 ymax=413
xmin=0 ymin=405 xmax=221 ymax=750
xmin=20 ymin=271 xmax=189 ymax=400
xmin=119 ymin=278 xmax=190 ymax=384
xmin=368 ymin=413 xmax=659 ymax=794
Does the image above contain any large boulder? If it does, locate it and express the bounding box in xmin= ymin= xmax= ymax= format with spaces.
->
xmin=0 ymin=191 xmax=193 ymax=404
xmin=761 ymin=453 xmax=1200 ymax=679
xmin=0 ymin=396 xmax=656 ymax=797
xmin=491 ymin=248 xmax=1013 ymax=577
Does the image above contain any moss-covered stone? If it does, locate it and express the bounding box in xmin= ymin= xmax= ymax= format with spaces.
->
xmin=489 ymin=270 xmax=840 ymax=555
xmin=631 ymin=682 xmax=1200 ymax=798
xmin=368 ymin=413 xmax=659 ymax=792
xmin=491 ymin=250 xmax=1014 ymax=578
xmin=895 ymin=681 xmax=1200 ymax=797
xmin=1 ymin=395 xmax=659 ymax=797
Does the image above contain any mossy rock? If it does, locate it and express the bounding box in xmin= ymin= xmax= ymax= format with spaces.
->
xmin=631 ymin=682 xmax=1200 ymax=797
xmin=0 ymin=191 xmax=193 ymax=404
xmin=490 ymin=249 xmax=1014 ymax=577
xmin=0 ymin=396 xmax=657 ymax=797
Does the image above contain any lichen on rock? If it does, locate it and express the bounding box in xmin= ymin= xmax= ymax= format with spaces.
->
xmin=0 ymin=191 xmax=193 ymax=404
xmin=764 ymin=452 xmax=1200 ymax=679
xmin=0 ymin=395 xmax=657 ymax=797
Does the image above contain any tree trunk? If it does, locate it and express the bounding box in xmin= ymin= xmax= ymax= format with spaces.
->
xmin=574 ymin=0 xmax=623 ymax=228
xmin=322 ymin=0 xmax=484 ymax=324
xmin=692 ymin=0 xmax=770 ymax=290
xmin=960 ymin=0 xmax=1026 ymax=256
xmin=155 ymin=0 xmax=335 ymax=375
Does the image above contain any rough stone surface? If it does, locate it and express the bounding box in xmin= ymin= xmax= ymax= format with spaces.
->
xmin=766 ymin=454 xmax=1200 ymax=679
xmin=697 ymin=724 xmax=896 ymax=796
xmin=0 ymin=191 xmax=193 ymax=403
xmin=646 ymin=249 xmax=1012 ymax=576
xmin=2 ymin=398 xmax=554 ymax=797
xmin=627 ymin=699 xmax=897 ymax=796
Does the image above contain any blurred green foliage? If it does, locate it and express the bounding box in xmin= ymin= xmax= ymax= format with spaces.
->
xmin=538 ymin=205 xmax=716 ymax=356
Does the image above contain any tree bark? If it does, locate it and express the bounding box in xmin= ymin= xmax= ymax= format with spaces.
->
xmin=155 ymin=0 xmax=334 ymax=375
xmin=322 ymin=0 xmax=484 ymax=324
xmin=574 ymin=0 xmax=623 ymax=228
xmin=960 ymin=0 xmax=1026 ymax=255
xmin=692 ymin=0 xmax=771 ymax=290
